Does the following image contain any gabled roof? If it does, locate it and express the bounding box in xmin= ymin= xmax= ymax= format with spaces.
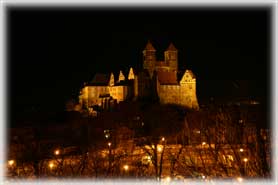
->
xmin=144 ymin=40 xmax=156 ymax=51
xmin=179 ymin=70 xmax=196 ymax=84
xmin=157 ymin=71 xmax=178 ymax=85
xmin=185 ymin=70 xmax=196 ymax=79
xmin=166 ymin=43 xmax=177 ymax=51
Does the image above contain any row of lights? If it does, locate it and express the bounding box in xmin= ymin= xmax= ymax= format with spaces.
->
xmin=8 ymin=139 xmax=249 ymax=174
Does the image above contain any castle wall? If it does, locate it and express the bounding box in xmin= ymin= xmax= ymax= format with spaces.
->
xmin=157 ymin=80 xmax=199 ymax=110
xmin=108 ymin=86 xmax=129 ymax=103
xmin=158 ymin=85 xmax=181 ymax=104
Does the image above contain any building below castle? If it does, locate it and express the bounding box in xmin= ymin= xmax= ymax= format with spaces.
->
xmin=78 ymin=41 xmax=199 ymax=111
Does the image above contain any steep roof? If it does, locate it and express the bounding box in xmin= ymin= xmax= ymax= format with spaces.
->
xmin=166 ymin=43 xmax=177 ymax=51
xmin=185 ymin=70 xmax=196 ymax=79
xmin=144 ymin=40 xmax=156 ymax=51
xmin=157 ymin=71 xmax=178 ymax=85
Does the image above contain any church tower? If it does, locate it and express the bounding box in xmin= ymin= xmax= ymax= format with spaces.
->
xmin=164 ymin=43 xmax=178 ymax=72
xmin=143 ymin=40 xmax=156 ymax=78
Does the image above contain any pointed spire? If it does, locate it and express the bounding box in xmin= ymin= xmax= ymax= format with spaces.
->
xmin=118 ymin=70 xmax=125 ymax=82
xmin=128 ymin=67 xmax=135 ymax=80
xmin=109 ymin=73 xmax=114 ymax=86
xmin=144 ymin=40 xmax=156 ymax=51
xmin=167 ymin=42 xmax=177 ymax=51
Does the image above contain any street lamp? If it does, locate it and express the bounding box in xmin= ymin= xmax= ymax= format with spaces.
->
xmin=157 ymin=145 xmax=163 ymax=152
xmin=243 ymin=158 xmax=248 ymax=175
xmin=49 ymin=162 xmax=54 ymax=169
xmin=54 ymin=149 xmax=60 ymax=155
xmin=161 ymin=137 xmax=165 ymax=142
xmin=123 ymin=164 xmax=129 ymax=171
xmin=239 ymin=148 xmax=244 ymax=152
xmin=237 ymin=177 xmax=243 ymax=182
xmin=202 ymin=142 xmax=206 ymax=145
xmin=108 ymin=142 xmax=111 ymax=147
xmin=8 ymin=160 xmax=15 ymax=166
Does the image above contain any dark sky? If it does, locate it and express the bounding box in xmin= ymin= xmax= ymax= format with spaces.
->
xmin=8 ymin=6 xmax=271 ymax=116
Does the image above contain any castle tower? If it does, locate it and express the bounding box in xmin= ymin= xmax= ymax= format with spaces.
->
xmin=143 ymin=40 xmax=156 ymax=78
xmin=164 ymin=43 xmax=178 ymax=72
xmin=179 ymin=70 xmax=199 ymax=110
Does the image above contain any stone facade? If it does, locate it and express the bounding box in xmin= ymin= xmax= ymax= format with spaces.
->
xmin=142 ymin=41 xmax=199 ymax=110
xmin=79 ymin=40 xmax=199 ymax=110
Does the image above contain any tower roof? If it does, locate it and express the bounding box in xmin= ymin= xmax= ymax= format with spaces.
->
xmin=166 ymin=42 xmax=177 ymax=51
xmin=144 ymin=40 xmax=156 ymax=51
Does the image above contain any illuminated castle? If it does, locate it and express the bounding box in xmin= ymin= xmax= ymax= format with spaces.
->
xmin=78 ymin=41 xmax=199 ymax=110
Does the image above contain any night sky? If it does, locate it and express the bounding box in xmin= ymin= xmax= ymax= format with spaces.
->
xmin=8 ymin=6 xmax=271 ymax=118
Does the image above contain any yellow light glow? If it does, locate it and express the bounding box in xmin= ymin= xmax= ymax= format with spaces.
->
xmin=54 ymin=150 xmax=60 ymax=155
xmin=202 ymin=142 xmax=206 ymax=145
xmin=105 ymin=134 xmax=109 ymax=139
xmin=49 ymin=162 xmax=54 ymax=169
xmin=239 ymin=148 xmax=244 ymax=152
xmin=157 ymin=145 xmax=163 ymax=152
xmin=108 ymin=142 xmax=111 ymax=147
xmin=202 ymin=175 xmax=205 ymax=179
xmin=243 ymin=158 xmax=248 ymax=162
xmin=237 ymin=177 xmax=243 ymax=182
xmin=162 ymin=137 xmax=165 ymax=141
xmin=147 ymin=156 xmax=151 ymax=161
xmin=8 ymin=160 xmax=14 ymax=166
xmin=151 ymin=144 xmax=155 ymax=149
xmin=123 ymin=164 xmax=129 ymax=171
xmin=166 ymin=176 xmax=171 ymax=182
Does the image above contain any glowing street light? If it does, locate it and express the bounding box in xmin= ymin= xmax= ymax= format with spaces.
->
xmin=202 ymin=175 xmax=206 ymax=179
xmin=202 ymin=142 xmax=206 ymax=145
xmin=237 ymin=177 xmax=243 ymax=182
xmin=123 ymin=164 xmax=129 ymax=171
xmin=108 ymin=142 xmax=111 ymax=147
xmin=161 ymin=137 xmax=165 ymax=141
xmin=49 ymin=162 xmax=54 ymax=169
xmin=54 ymin=149 xmax=60 ymax=155
xmin=8 ymin=160 xmax=15 ymax=166
xmin=239 ymin=148 xmax=244 ymax=152
xmin=243 ymin=158 xmax=248 ymax=162
xmin=157 ymin=145 xmax=163 ymax=152
xmin=166 ymin=176 xmax=171 ymax=182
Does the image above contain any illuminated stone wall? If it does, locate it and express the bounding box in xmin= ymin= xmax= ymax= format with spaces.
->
xmin=80 ymin=85 xmax=130 ymax=109
xmin=158 ymin=85 xmax=180 ymax=104
xmin=157 ymin=70 xmax=199 ymax=110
